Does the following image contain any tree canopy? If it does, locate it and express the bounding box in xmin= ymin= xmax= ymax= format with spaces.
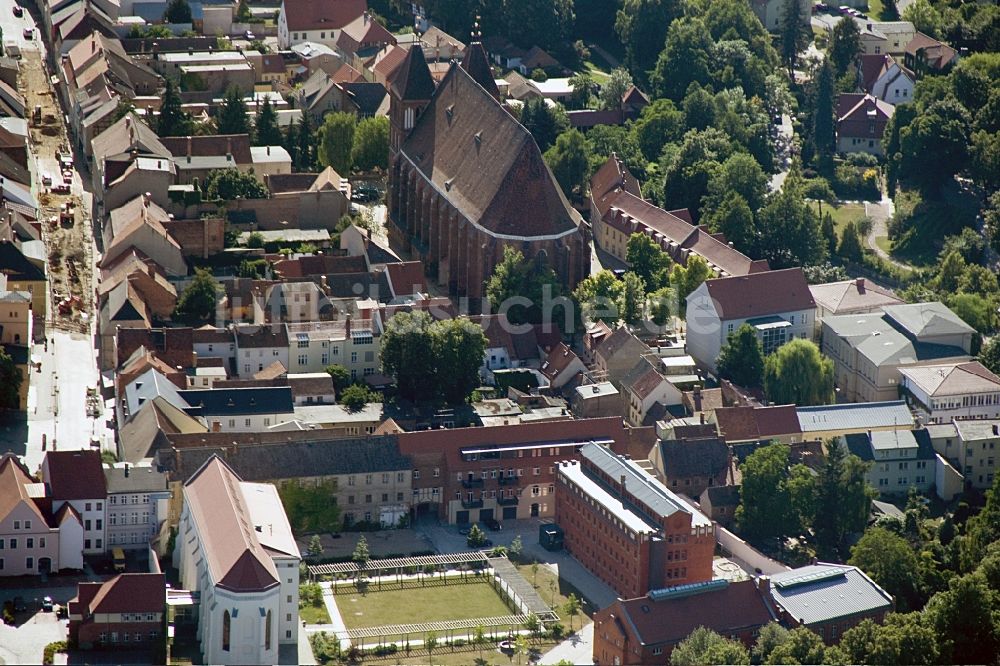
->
xmin=485 ymin=246 xmax=566 ymax=327
xmin=216 ymin=87 xmax=249 ymax=135
xmin=0 ymin=347 xmax=23 ymax=410
xmin=764 ymin=339 xmax=835 ymax=406
xmin=156 ymin=79 xmax=194 ymax=137
xmin=174 ymin=268 xmax=219 ymax=326
xmin=318 ymin=112 xmax=357 ymax=174
xmin=670 ymin=627 xmax=750 ymax=666
xmin=351 ymin=116 xmax=390 ymax=172
xmin=544 ymin=129 xmax=590 ymax=198
xmin=253 ymin=97 xmax=283 ymax=147
xmin=204 ymin=169 xmax=268 ymax=200
xmin=626 ymin=233 xmax=672 ymax=290
xmin=717 ymin=324 xmax=765 ymax=388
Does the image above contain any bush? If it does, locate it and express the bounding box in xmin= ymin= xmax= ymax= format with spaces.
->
xmin=832 ymin=163 xmax=880 ymax=200
xmin=42 ymin=642 xmax=67 ymax=665
xmin=845 ymin=152 xmax=879 ymax=167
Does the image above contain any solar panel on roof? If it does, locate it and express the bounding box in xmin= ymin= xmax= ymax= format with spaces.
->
xmin=773 ymin=568 xmax=847 ymax=589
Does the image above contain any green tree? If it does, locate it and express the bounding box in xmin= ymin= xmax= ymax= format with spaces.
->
xmin=736 ymin=443 xmax=801 ymax=539
xmin=898 ymin=99 xmax=970 ymax=194
xmin=949 ymin=292 xmax=997 ymax=335
xmin=960 ymin=472 xmax=1000 ymax=570
xmin=295 ymin=112 xmax=316 ymax=170
xmin=925 ymin=572 xmax=1000 ymax=664
xmin=544 ymin=129 xmax=590 ymax=197
xmin=567 ymin=72 xmax=594 ymax=109
xmin=814 ymin=439 xmax=875 ymax=557
xmin=599 ymin=68 xmax=634 ymax=111
xmin=812 ymin=60 xmax=836 ymax=158
xmin=204 ymin=169 xmax=268 ymax=200
xmin=620 ymin=272 xmax=647 ymax=325
xmin=173 ymin=268 xmax=218 ymax=325
xmin=649 ymin=286 xmax=676 ymax=326
xmin=0 ymin=347 xmax=22 ymax=410
xmin=509 ymin=535 xmax=524 ymax=562
xmin=156 ymin=79 xmax=193 ymax=137
xmin=765 ymin=626 xmax=826 ymax=665
xmin=756 ymin=185 xmax=827 ymax=269
xmin=670 ymin=255 xmax=712 ymax=312
xmin=837 ymin=221 xmax=864 ymax=262
xmin=978 ymin=336 xmax=1000 ymax=374
xmin=318 ymin=112 xmax=356 ymax=174
xmin=902 ymin=0 xmax=943 ymax=38
xmin=633 ymin=98 xmax=685 ymax=161
xmin=278 ymin=479 xmax=341 ymax=533
xmin=307 ymin=534 xmax=324 ymax=558
xmin=164 ymin=0 xmax=191 ymax=23
xmin=380 ymin=311 xmax=439 ymax=401
xmin=485 ymin=246 xmax=564 ymax=327
xmin=425 ymin=631 xmax=438 ymax=665
xmin=573 ymin=270 xmax=625 ymax=324
xmin=615 ymin=0 xmax=684 ymax=84
xmin=849 ymin=527 xmax=921 ymax=610
xmin=661 ymin=128 xmax=735 ymax=220
xmin=467 ymin=523 xmax=487 ymax=547
xmin=704 ymin=193 xmax=757 ymax=256
xmin=703 ymin=152 xmax=769 ymax=215
xmin=626 ymin=233 xmax=672 ymax=291
xmin=670 ymin=627 xmax=750 ymax=666
xmin=520 ymin=97 xmax=569 ymax=151
xmin=717 ymin=324 xmax=765 ymax=388
xmin=753 ymin=623 xmax=789 ymax=664
xmin=246 ymin=231 xmax=264 ymax=248
xmin=325 ymin=364 xmax=351 ymax=391
xmin=838 ymin=613 xmax=940 ymax=666
xmin=828 ymin=17 xmax=862 ymax=82
xmin=431 ymin=318 xmax=488 ymax=404
xmin=236 ymin=0 xmax=252 ymax=21
xmin=253 ymin=97 xmax=283 ymax=146
xmin=513 ymin=633 xmax=528 ymax=664
xmin=764 ymin=339 xmax=834 ymax=406
xmin=651 ymin=17 xmax=714 ymax=101
xmin=563 ymin=593 xmax=581 ymax=631
xmin=352 ymin=534 xmax=370 ymax=579
xmin=216 ymin=86 xmax=249 ymax=135
xmin=351 ymin=116 xmax=389 ymax=172
xmin=339 ymin=384 xmax=373 ymax=411
xmin=779 ymin=0 xmax=808 ymax=75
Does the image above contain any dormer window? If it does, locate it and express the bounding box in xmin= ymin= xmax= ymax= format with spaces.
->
xmin=404 ymin=107 xmax=415 ymax=130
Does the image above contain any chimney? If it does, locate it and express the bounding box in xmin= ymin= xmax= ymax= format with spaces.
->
xmin=267 ymin=145 xmax=271 ymax=156
xmin=92 ymin=38 xmax=96 ymax=53
xmin=867 ymin=22 xmax=873 ymax=31
xmin=187 ymin=135 xmax=192 ymax=157
xmin=345 ymin=314 xmax=351 ymax=335
xmin=856 ymin=277 xmax=866 ymax=293
xmin=619 ymin=474 xmax=626 ymax=500
xmin=124 ymin=463 xmax=130 ymax=478
xmin=700 ymin=412 xmax=706 ymax=425
xmin=757 ymin=575 xmax=770 ymax=595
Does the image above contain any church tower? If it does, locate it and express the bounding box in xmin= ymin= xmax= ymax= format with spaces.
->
xmin=387 ymin=45 xmax=435 ymax=156
xmin=460 ymin=20 xmax=501 ymax=102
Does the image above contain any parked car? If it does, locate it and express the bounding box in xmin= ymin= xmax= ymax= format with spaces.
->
xmin=351 ymin=183 xmax=381 ymax=202
xmin=41 ymin=597 xmax=53 ymax=612
xmin=485 ymin=518 xmax=502 ymax=531
xmin=41 ymin=173 xmax=52 ymax=186
xmin=13 ymin=5 xmax=23 ymax=17
xmin=22 ymin=28 xmax=32 ymax=39
xmin=12 ymin=597 xmax=26 ymax=613
xmin=838 ymin=5 xmax=851 ymax=14
xmin=245 ymin=31 xmax=255 ymax=40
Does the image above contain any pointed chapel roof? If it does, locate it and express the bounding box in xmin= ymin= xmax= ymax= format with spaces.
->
xmin=390 ymin=45 xmax=435 ymax=101
xmin=460 ymin=41 xmax=500 ymax=100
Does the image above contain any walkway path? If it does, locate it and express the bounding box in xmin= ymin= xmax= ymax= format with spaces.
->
xmin=865 ymin=195 xmax=912 ymax=271
xmin=539 ymin=622 xmax=594 ymax=666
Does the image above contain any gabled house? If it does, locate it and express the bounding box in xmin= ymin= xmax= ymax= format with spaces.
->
xmin=90 ymin=114 xmax=170 ymax=218
xmin=810 ymin=277 xmax=903 ymax=321
xmin=899 ymin=361 xmax=1000 ymax=424
xmin=174 ymin=455 xmax=300 ymax=665
xmin=621 ymin=357 xmax=683 ymax=427
xmin=836 ymin=93 xmax=895 ymax=156
xmin=278 ymin=0 xmax=367 ymax=49
xmin=858 ymin=54 xmax=915 ymax=106
xmin=750 ymin=0 xmax=812 ymax=31
xmin=927 ymin=420 xmax=999 ymax=490
xmin=650 ymin=434 xmax=731 ymax=498
xmin=710 ymin=404 xmax=803 ymax=446
xmin=235 ymin=323 xmax=290 ymax=378
xmin=540 ymin=342 xmax=585 ymax=390
xmin=335 ymin=12 xmax=395 ymax=60
xmin=68 ymin=573 xmax=166 ymax=649
xmin=40 ymin=450 xmax=108 ymax=555
xmin=686 ymin=268 xmax=816 ymax=373
xmin=844 ymin=428 xmax=938 ymax=497
xmin=179 ymin=386 xmax=296 ymax=432
xmin=0 ymin=239 xmax=46 ymax=339
xmin=904 ymin=31 xmax=958 ymax=77
xmin=594 ymin=325 xmax=650 ymax=387
xmin=101 ymin=195 xmax=187 ymax=277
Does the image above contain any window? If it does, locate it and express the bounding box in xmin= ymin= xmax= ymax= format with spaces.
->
xmin=26 ymin=557 xmax=33 ymax=570
xmin=0 ymin=539 xmax=4 ymax=549
xmin=9 ymin=538 xmax=15 ymax=549
xmin=222 ymin=610 xmax=231 ymax=652
xmin=245 ymin=418 xmax=252 ymax=427
xmin=96 ymin=519 xmax=102 ymax=530
xmin=26 ymin=538 xmax=33 ymax=548
xmin=85 ymin=520 xmax=91 ymax=531
xmin=84 ymin=539 xmax=91 ymax=549
xmin=351 ymin=351 xmax=358 ymax=363
xmin=86 ymin=503 xmax=92 ymax=512
xmin=265 ymin=610 xmax=273 ymax=650
xmin=298 ymin=354 xmax=308 ymax=365
xmin=13 ymin=521 xmax=18 ymax=530
xmin=40 ymin=538 xmax=45 ymax=548
xmin=24 ymin=520 xmax=30 ymax=529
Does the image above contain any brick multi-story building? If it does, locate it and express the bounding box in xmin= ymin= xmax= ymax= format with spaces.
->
xmin=556 ymin=443 xmax=715 ymax=599
xmin=68 ymin=573 xmax=166 ymax=650
xmin=396 ymin=417 xmax=630 ymax=524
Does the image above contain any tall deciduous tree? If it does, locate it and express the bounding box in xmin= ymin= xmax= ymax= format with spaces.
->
xmin=0 ymin=347 xmax=23 ymax=410
xmin=717 ymin=324 xmax=765 ymax=388
xmin=174 ymin=268 xmax=219 ymax=325
xmin=203 ymin=169 xmax=268 ymax=200
xmin=756 ymin=186 xmax=827 ymax=269
xmin=765 ymin=627 xmax=826 ymax=665
xmin=898 ymin=99 xmax=970 ymax=194
xmin=925 ymin=572 xmax=1000 ymax=664
xmin=573 ymin=270 xmax=625 ymax=324
xmin=599 ymin=68 xmax=634 ymax=111
xmin=216 ymin=86 xmax=249 ymax=135
xmin=849 ymin=527 xmax=921 ymax=610
xmin=626 ymin=233 xmax=672 ymax=290
xmin=736 ymin=443 xmax=806 ymax=539
xmin=432 ymin=318 xmax=488 ymax=404
xmin=633 ymin=98 xmax=685 ymax=161
xmin=253 ymin=97 xmax=283 ymax=146
xmin=670 ymin=627 xmax=750 ymax=666
xmin=837 ymin=614 xmax=940 ymax=666
xmin=763 ymin=339 xmax=834 ymax=406
xmin=380 ymin=311 xmax=439 ymax=401
xmin=669 ymin=255 xmax=712 ymax=313
xmin=651 ymin=17 xmax=714 ymax=101
xmin=351 ymin=116 xmax=389 ymax=172
xmin=620 ymin=272 xmax=647 ymax=325
xmin=544 ymin=129 xmax=590 ymax=198
xmin=703 ymin=152 xmax=769 ymax=215
xmin=813 ymin=60 xmax=836 ymax=159
xmin=615 ymin=0 xmax=684 ymax=84
xmin=704 ymin=193 xmax=757 ymax=256
xmin=318 ymin=112 xmax=357 ymax=174
xmin=485 ymin=246 xmax=564 ymax=326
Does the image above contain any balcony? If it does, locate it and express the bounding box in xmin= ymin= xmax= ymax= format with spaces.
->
xmin=461 ymin=478 xmax=485 ymax=489
xmin=498 ymin=476 xmax=518 ymax=486
xmin=497 ymin=496 xmax=519 ymax=506
xmin=461 ymin=499 xmax=484 ymax=509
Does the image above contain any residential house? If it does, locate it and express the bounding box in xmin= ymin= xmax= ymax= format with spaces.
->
xmin=256 ymin=282 xmax=335 ymax=323
xmin=287 ymin=373 xmax=337 ymax=405
xmin=235 ymin=323 xmax=290 ymax=378
xmin=686 ymin=268 xmax=815 ymax=373
xmin=335 ymin=12 xmax=395 ymax=60
xmin=249 ymin=145 xmax=293 ymax=180
xmin=104 ymin=157 xmax=175 ymax=214
xmin=174 ymin=456 xmax=300 ymax=665
xmin=593 ymin=325 xmax=651 ymax=387
xmin=160 ymin=134 xmax=256 ymax=185
xmin=904 ymin=31 xmax=958 ymax=76
xmin=104 ymin=462 xmax=171 ymax=550
xmin=709 ymin=405 xmax=803 ymax=446
xmin=68 ymin=573 xmax=166 ymax=649
xmin=821 ymin=302 xmax=974 ymax=403
xmin=419 ymin=26 xmax=465 ymax=62
xmin=751 ymin=0 xmax=813 ymax=30
xmin=650 ymin=434 xmax=731 ymax=498
xmin=540 ymin=342 xmax=585 ymax=390
xmin=836 ymin=93 xmax=894 ymax=156
xmin=858 ymin=54 xmax=915 ymax=106
xmin=621 ymin=357 xmax=683 ymax=427
xmin=589 ymin=155 xmax=768 ymax=279
xmin=844 ymin=428 xmax=937 ymax=496
xmin=99 ymin=281 xmax=152 ymax=368
xmin=290 ymin=41 xmax=345 ymax=79
xmin=810 ymin=277 xmax=903 ymax=323
xmin=0 ymin=275 xmax=32 ymax=347
xmin=90 ymin=114 xmax=170 ymax=219
xmin=698 ymin=485 xmax=740 ymax=526
xmin=117 ymin=396 xmax=207 ymax=464
xmin=100 ymin=195 xmax=187 ymax=277
xmin=899 ymin=361 xmax=1000 ymax=424
xmin=571 ymin=382 xmax=621 ymax=418
xmin=768 ymin=564 xmax=893 ymax=642
xmin=593 ymin=579 xmax=775 ymax=665
xmin=0 ymin=240 xmax=46 ymax=340
xmin=286 ymin=317 xmax=380 ymax=381
xmin=927 ymin=420 xmax=999 ymax=490
xmin=278 ymin=0 xmax=367 ymax=49
xmin=41 ymin=450 xmax=108 ymax=555
xmin=872 ymin=21 xmax=916 ymax=55
xmin=556 ymin=442 xmax=715 ymax=599
xmin=0 ymin=454 xmax=76 ymax=576
xmin=857 ymin=20 xmax=890 ymax=56
xmin=179 ymin=386 xmax=296 ymax=432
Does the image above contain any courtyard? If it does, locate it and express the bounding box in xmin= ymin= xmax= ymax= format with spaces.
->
xmin=336 ymin=578 xmax=513 ymax=629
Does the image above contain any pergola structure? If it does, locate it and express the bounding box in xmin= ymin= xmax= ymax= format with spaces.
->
xmin=307 ymin=551 xmax=490 ymax=589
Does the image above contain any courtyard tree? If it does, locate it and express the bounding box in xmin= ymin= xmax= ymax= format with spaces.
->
xmin=324 ymin=364 xmax=351 ymax=392
xmin=626 ymin=233 xmax=672 ymax=290
xmin=353 ymin=535 xmax=370 ymax=582
xmin=716 ymin=324 xmax=765 ymax=388
xmin=204 ymin=169 xmax=268 ymax=200
xmin=339 ymin=384 xmax=374 ymax=411
xmin=216 ymin=86 xmax=249 ymax=135
xmin=509 ymin=535 xmax=524 ymax=562
xmin=164 ymin=0 xmax=191 ymax=23
xmin=173 ymin=268 xmax=219 ymax=326
xmin=156 ymin=79 xmax=194 ymax=137
xmin=485 ymin=246 xmax=565 ymax=326
xmin=0 ymin=347 xmax=23 ymax=411
xmin=467 ymin=523 xmax=487 ymax=548
xmin=563 ymin=593 xmax=581 ymax=631
xmin=671 ymin=627 xmax=750 ymax=666
xmin=351 ymin=116 xmax=389 ymax=172
xmin=849 ymin=527 xmax=921 ymax=610
xmin=278 ymin=479 xmax=341 ymax=533
xmin=765 ymin=627 xmax=827 ymax=665
xmin=544 ymin=129 xmax=590 ymax=198
xmin=307 ymin=534 xmax=324 ymax=558
xmin=318 ymin=112 xmax=357 ymax=174
xmin=573 ymin=270 xmax=625 ymax=324
xmin=425 ymin=631 xmax=438 ymax=666
xmin=253 ymin=97 xmax=283 ymax=146
xmin=763 ymin=339 xmax=835 ymax=406
xmin=814 ymin=439 xmax=875 ymax=557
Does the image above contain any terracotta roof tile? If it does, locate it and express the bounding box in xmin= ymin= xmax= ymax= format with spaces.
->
xmin=700 ymin=268 xmax=814 ymax=320
xmin=43 ymin=450 xmax=107 ymax=500
xmin=281 ymin=0 xmax=367 ymax=32
xmin=85 ymin=574 xmax=165 ymax=614
xmin=713 ymin=405 xmax=802 ymax=442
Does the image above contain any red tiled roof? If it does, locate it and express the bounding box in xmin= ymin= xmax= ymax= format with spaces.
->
xmin=905 ymin=32 xmax=957 ymax=69
xmin=281 ymin=0 xmax=367 ymax=32
xmin=160 ymin=134 xmax=253 ymax=165
xmin=44 ymin=450 xmax=107 ymax=500
xmin=713 ymin=405 xmax=802 ymax=442
xmin=0 ymin=454 xmax=48 ymax=526
xmin=371 ymin=45 xmax=407 ymax=82
xmin=590 ymin=154 xmax=642 ymax=218
xmin=386 ymin=261 xmax=425 ymax=297
xmin=540 ymin=342 xmax=581 ymax=381
xmin=389 ymin=42 xmax=435 ymax=101
xmin=701 ymin=268 xmax=814 ymax=320
xmin=859 ymin=54 xmax=892 ymax=93
xmin=85 ymin=574 xmax=166 ymax=615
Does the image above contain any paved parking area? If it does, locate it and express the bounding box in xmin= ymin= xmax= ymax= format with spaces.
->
xmin=0 ymin=608 xmax=67 ymax=665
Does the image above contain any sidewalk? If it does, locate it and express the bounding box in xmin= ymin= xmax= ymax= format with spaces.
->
xmin=539 ymin=622 xmax=594 ymax=666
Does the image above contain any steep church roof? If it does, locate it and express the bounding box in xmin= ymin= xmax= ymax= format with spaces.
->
xmin=389 ymin=44 xmax=435 ymax=101
xmin=460 ymin=41 xmax=500 ymax=100
xmin=399 ymin=64 xmax=580 ymax=238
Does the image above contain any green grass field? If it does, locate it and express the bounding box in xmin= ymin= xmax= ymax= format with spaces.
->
xmin=299 ymin=603 xmax=331 ymax=624
xmin=813 ymin=202 xmax=868 ymax=236
xmin=337 ymin=581 xmax=512 ymax=629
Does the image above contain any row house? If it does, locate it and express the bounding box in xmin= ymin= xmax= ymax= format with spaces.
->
xmin=104 ymin=462 xmax=171 ymax=549
xmin=286 ymin=317 xmax=381 ymax=382
xmin=68 ymin=573 xmax=166 ymax=649
xmin=927 ymin=420 xmax=999 ymax=490
xmin=41 ymin=450 xmax=108 ymax=556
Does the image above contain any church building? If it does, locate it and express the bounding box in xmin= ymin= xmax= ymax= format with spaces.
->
xmin=386 ymin=42 xmax=590 ymax=302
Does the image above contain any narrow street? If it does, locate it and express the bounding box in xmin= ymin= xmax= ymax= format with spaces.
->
xmin=2 ymin=2 xmax=109 ymax=469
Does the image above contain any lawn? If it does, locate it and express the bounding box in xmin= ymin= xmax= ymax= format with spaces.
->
xmin=867 ymin=0 xmax=899 ymax=21
xmin=515 ymin=562 xmax=593 ymax=629
xmin=299 ymin=602 xmax=331 ymax=625
xmin=812 ymin=202 xmax=868 ymax=236
xmin=336 ymin=580 xmax=512 ymax=629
